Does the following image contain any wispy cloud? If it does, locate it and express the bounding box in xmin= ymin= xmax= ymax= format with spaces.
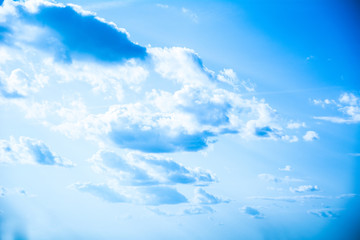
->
xmin=72 ymin=182 xmax=188 ymax=205
xmin=90 ymin=150 xmax=216 ymax=186
xmin=181 ymin=7 xmax=198 ymax=23
xmin=308 ymin=208 xmax=340 ymax=218
xmin=290 ymin=185 xmax=319 ymax=193
xmin=279 ymin=165 xmax=292 ymax=172
xmin=314 ymin=93 xmax=360 ymax=124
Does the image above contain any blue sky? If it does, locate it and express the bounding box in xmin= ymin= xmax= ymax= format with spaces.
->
xmin=0 ymin=0 xmax=359 ymax=239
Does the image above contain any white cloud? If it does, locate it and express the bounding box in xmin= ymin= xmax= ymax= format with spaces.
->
xmin=290 ymin=185 xmax=319 ymax=193
xmin=72 ymin=182 xmax=188 ymax=205
xmin=314 ymin=93 xmax=360 ymax=123
xmin=279 ymin=165 xmax=292 ymax=172
xmin=90 ymin=150 xmax=217 ymax=186
xmin=287 ymin=121 xmax=306 ymax=129
xmin=303 ymin=131 xmax=319 ymax=141
xmin=156 ymin=4 xmax=169 ymax=9
xmin=249 ymin=194 xmax=327 ymax=203
xmin=193 ymin=188 xmax=229 ymax=205
xmin=258 ymin=173 xmax=302 ymax=183
xmin=0 ymin=136 xmax=73 ymax=167
xmin=181 ymin=7 xmax=198 ymax=23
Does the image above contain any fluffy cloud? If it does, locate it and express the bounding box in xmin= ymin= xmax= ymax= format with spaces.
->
xmin=90 ymin=150 xmax=216 ymax=186
xmin=290 ymin=185 xmax=319 ymax=193
xmin=303 ymin=131 xmax=319 ymax=141
xmin=314 ymin=93 xmax=360 ymax=124
xmin=241 ymin=206 xmax=264 ymax=219
xmin=0 ymin=136 xmax=73 ymax=167
xmin=0 ymin=0 xmax=295 ymax=154
xmin=0 ymin=0 xmax=146 ymax=63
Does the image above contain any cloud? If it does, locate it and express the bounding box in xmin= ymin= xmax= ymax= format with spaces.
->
xmin=308 ymin=208 xmax=340 ymax=218
xmin=149 ymin=205 xmax=214 ymax=216
xmin=258 ymin=173 xmax=302 ymax=183
xmin=90 ymin=150 xmax=216 ymax=186
xmin=156 ymin=4 xmax=169 ymax=9
xmin=336 ymin=193 xmax=358 ymax=199
xmin=183 ymin=206 xmax=215 ymax=215
xmin=0 ymin=67 xmax=48 ymax=98
xmin=290 ymin=185 xmax=319 ymax=193
xmin=181 ymin=7 xmax=198 ymax=23
xmin=279 ymin=165 xmax=292 ymax=172
xmin=303 ymin=131 xmax=319 ymax=141
xmin=193 ymin=188 xmax=229 ymax=205
xmin=241 ymin=206 xmax=264 ymax=219
xmin=0 ymin=1 xmax=294 ymax=155
xmin=287 ymin=121 xmax=306 ymax=129
xmin=1 ymin=0 xmax=146 ymax=63
xmin=249 ymin=194 xmax=327 ymax=203
xmin=72 ymin=182 xmax=187 ymax=205
xmin=0 ymin=136 xmax=73 ymax=167
xmin=314 ymin=93 xmax=360 ymax=124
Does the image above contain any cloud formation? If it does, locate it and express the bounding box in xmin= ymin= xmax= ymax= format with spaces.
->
xmin=0 ymin=0 xmax=146 ymax=63
xmin=193 ymin=188 xmax=229 ymax=205
xmin=303 ymin=131 xmax=319 ymax=141
xmin=308 ymin=208 xmax=339 ymax=218
xmin=0 ymin=136 xmax=73 ymax=167
xmin=90 ymin=150 xmax=216 ymax=186
xmin=314 ymin=93 xmax=360 ymax=124
xmin=290 ymin=185 xmax=319 ymax=193
xmin=73 ymin=182 xmax=187 ymax=205
xmin=241 ymin=206 xmax=264 ymax=219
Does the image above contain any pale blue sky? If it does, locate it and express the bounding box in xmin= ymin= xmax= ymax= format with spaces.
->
xmin=0 ymin=0 xmax=359 ymax=239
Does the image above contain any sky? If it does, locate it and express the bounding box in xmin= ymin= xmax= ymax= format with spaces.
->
xmin=0 ymin=0 xmax=359 ymax=239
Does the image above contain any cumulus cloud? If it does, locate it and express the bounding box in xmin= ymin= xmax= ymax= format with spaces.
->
xmin=90 ymin=150 xmax=216 ymax=186
xmin=241 ymin=206 xmax=264 ymax=219
xmin=0 ymin=136 xmax=73 ymax=167
xmin=290 ymin=185 xmax=319 ymax=193
xmin=193 ymin=188 xmax=229 ymax=205
xmin=303 ymin=131 xmax=319 ymax=141
xmin=314 ymin=93 xmax=360 ymax=124
xmin=0 ymin=0 xmax=296 ymax=155
xmin=73 ymin=182 xmax=187 ymax=205
xmin=0 ymin=0 xmax=146 ymax=63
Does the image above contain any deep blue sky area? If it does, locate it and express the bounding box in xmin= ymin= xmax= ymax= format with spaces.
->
xmin=0 ymin=0 xmax=359 ymax=239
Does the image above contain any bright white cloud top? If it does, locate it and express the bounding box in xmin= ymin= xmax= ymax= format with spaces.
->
xmin=0 ymin=0 xmax=359 ymax=239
